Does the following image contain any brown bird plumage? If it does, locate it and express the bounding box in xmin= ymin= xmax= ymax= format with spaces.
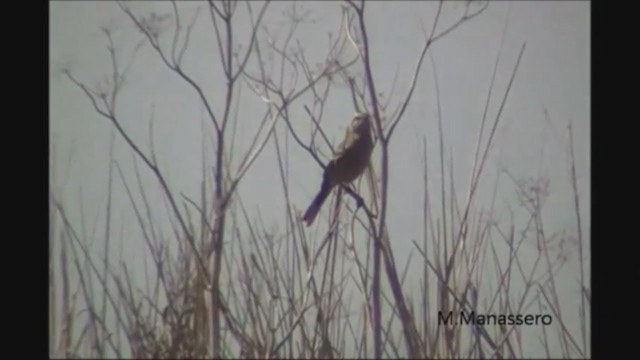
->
xmin=303 ymin=112 xmax=374 ymax=226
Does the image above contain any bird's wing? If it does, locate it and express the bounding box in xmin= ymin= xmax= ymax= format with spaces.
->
xmin=332 ymin=126 xmax=357 ymax=162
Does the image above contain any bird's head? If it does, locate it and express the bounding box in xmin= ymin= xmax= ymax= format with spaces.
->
xmin=351 ymin=112 xmax=371 ymax=133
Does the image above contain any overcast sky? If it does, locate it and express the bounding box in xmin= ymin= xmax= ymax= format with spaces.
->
xmin=50 ymin=1 xmax=589 ymax=357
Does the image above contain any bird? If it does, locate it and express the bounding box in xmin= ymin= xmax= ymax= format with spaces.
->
xmin=303 ymin=112 xmax=374 ymax=226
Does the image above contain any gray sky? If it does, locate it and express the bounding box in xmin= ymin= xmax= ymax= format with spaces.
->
xmin=50 ymin=1 xmax=589 ymax=357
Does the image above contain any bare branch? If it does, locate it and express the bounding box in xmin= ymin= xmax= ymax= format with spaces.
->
xmin=118 ymin=1 xmax=222 ymax=133
xmin=385 ymin=1 xmax=443 ymax=141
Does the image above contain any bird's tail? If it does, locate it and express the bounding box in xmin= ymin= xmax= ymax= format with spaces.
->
xmin=303 ymin=178 xmax=332 ymax=226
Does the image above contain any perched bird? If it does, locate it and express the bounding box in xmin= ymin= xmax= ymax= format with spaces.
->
xmin=303 ymin=112 xmax=374 ymax=226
